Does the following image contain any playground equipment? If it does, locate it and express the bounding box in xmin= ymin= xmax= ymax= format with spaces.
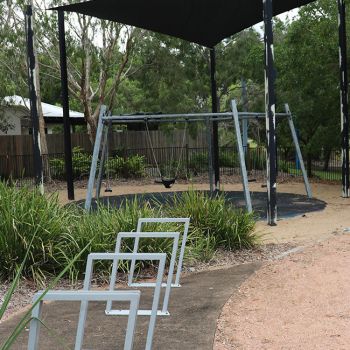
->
xmin=55 ymin=0 xmax=350 ymax=227
xmin=84 ymin=100 xmax=312 ymax=220
xmin=145 ymin=121 xmax=188 ymax=188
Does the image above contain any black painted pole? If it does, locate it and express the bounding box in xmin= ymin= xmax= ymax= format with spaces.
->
xmin=263 ymin=0 xmax=277 ymax=226
xmin=58 ymin=10 xmax=74 ymax=200
xmin=25 ymin=5 xmax=44 ymax=193
xmin=210 ymin=48 xmax=220 ymax=191
xmin=338 ymin=0 xmax=350 ymax=198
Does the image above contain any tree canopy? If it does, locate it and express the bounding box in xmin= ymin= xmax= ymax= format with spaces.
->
xmin=0 ymin=0 xmax=347 ymax=157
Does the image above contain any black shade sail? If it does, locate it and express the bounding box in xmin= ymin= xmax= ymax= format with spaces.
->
xmin=53 ymin=0 xmax=316 ymax=48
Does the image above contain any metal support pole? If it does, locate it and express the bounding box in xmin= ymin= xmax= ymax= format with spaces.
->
xmin=263 ymin=0 xmax=278 ymax=226
xmin=210 ymin=48 xmax=220 ymax=190
xmin=285 ymin=104 xmax=312 ymax=199
xmin=231 ymin=100 xmax=253 ymax=213
xmin=58 ymin=10 xmax=74 ymax=200
xmin=338 ymin=0 xmax=350 ymax=198
xmin=96 ymin=119 xmax=111 ymax=199
xmin=85 ymin=106 xmax=107 ymax=211
xmin=25 ymin=5 xmax=43 ymax=194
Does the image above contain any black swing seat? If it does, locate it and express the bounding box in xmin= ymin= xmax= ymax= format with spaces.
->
xmin=155 ymin=177 xmax=176 ymax=189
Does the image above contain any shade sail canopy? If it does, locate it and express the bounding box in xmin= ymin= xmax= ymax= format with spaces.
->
xmin=53 ymin=0 xmax=316 ymax=47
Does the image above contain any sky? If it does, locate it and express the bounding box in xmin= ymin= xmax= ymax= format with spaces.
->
xmin=254 ymin=8 xmax=299 ymax=33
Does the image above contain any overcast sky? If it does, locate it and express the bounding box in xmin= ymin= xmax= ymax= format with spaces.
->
xmin=254 ymin=8 xmax=299 ymax=33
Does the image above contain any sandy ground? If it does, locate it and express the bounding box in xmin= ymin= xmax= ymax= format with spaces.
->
xmin=210 ymin=182 xmax=350 ymax=350
xmin=214 ymin=234 xmax=350 ymax=350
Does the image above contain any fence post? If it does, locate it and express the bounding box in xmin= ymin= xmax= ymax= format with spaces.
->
xmin=185 ymin=144 xmax=189 ymax=178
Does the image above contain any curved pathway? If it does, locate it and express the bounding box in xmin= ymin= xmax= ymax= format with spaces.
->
xmin=0 ymin=264 xmax=259 ymax=349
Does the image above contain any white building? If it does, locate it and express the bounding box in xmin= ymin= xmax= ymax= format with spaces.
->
xmin=1 ymin=95 xmax=85 ymax=135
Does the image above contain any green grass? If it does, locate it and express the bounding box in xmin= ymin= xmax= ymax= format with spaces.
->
xmin=286 ymin=168 xmax=342 ymax=181
xmin=0 ymin=183 xmax=258 ymax=284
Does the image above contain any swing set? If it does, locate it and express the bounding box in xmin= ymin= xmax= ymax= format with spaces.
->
xmin=85 ymin=99 xmax=312 ymax=213
xmin=145 ymin=121 xmax=188 ymax=188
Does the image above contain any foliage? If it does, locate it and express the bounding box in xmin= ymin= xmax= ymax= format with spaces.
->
xmin=49 ymin=149 xmax=146 ymax=180
xmin=49 ymin=147 xmax=92 ymax=180
xmin=219 ymin=150 xmax=238 ymax=168
xmin=189 ymin=150 xmax=239 ymax=174
xmin=0 ymin=182 xmax=78 ymax=285
xmin=166 ymin=190 xmax=258 ymax=251
xmin=188 ymin=152 xmax=208 ymax=174
xmin=107 ymin=154 xmax=146 ymax=178
xmin=275 ymin=0 xmax=341 ymax=161
xmin=0 ymin=232 xmax=90 ymax=349
xmin=0 ymin=184 xmax=257 ymax=283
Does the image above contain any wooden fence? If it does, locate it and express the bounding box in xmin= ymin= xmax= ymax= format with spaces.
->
xmin=0 ymin=130 xmax=207 ymax=156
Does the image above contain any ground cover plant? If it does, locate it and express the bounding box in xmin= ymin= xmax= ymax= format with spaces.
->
xmin=0 ymin=182 xmax=257 ymax=284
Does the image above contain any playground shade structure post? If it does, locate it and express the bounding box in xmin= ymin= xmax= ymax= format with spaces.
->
xmin=263 ymin=0 xmax=278 ymax=226
xmin=338 ymin=0 xmax=350 ymax=198
xmin=58 ymin=10 xmax=74 ymax=200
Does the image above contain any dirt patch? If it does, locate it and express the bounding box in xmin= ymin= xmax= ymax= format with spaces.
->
xmin=214 ymin=234 xmax=350 ymax=350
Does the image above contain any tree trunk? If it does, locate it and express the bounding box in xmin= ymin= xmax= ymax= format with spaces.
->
xmin=31 ymin=3 xmax=50 ymax=180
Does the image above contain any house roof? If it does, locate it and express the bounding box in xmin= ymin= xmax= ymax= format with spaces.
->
xmin=52 ymin=0 xmax=316 ymax=48
xmin=3 ymin=95 xmax=85 ymax=119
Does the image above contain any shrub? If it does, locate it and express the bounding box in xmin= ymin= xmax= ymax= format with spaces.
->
xmin=0 ymin=184 xmax=257 ymax=283
xmin=107 ymin=155 xmax=146 ymax=178
xmin=0 ymin=182 xmax=76 ymax=284
xmin=189 ymin=152 xmax=208 ymax=174
xmin=166 ymin=190 xmax=257 ymax=251
xmin=71 ymin=147 xmax=92 ymax=177
xmin=219 ymin=151 xmax=238 ymax=168
xmin=124 ymin=155 xmax=146 ymax=178
xmin=247 ymin=149 xmax=266 ymax=171
xmin=159 ymin=160 xmax=187 ymax=179
xmin=49 ymin=147 xmax=92 ymax=180
xmin=278 ymin=160 xmax=290 ymax=173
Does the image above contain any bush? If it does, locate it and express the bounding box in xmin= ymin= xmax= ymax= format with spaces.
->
xmin=49 ymin=151 xmax=146 ymax=180
xmin=0 ymin=184 xmax=257 ymax=283
xmin=49 ymin=147 xmax=92 ymax=180
xmin=107 ymin=155 xmax=146 ymax=178
xmin=219 ymin=151 xmax=238 ymax=168
xmin=166 ymin=190 xmax=257 ymax=251
xmin=189 ymin=150 xmax=239 ymax=174
xmin=0 ymin=182 xmax=75 ymax=284
xmin=278 ymin=160 xmax=290 ymax=173
xmin=247 ymin=149 xmax=266 ymax=171
xmin=189 ymin=152 xmax=208 ymax=174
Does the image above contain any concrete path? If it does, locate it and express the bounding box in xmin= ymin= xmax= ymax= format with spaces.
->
xmin=0 ymin=263 xmax=259 ymax=350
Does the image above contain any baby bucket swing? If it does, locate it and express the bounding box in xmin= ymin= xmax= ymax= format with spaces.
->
xmin=145 ymin=121 xmax=187 ymax=189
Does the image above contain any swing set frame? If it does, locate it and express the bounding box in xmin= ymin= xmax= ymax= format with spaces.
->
xmin=85 ymin=99 xmax=312 ymax=219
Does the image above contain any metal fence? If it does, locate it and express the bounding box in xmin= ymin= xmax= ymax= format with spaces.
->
xmin=0 ymin=147 xmax=343 ymax=186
